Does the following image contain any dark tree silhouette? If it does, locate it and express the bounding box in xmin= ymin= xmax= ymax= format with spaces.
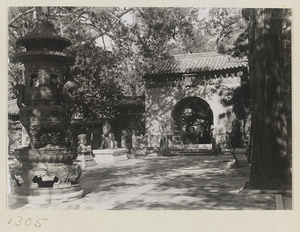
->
xmin=245 ymin=8 xmax=291 ymax=190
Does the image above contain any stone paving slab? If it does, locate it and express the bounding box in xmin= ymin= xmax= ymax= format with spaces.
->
xmin=9 ymin=155 xmax=278 ymax=210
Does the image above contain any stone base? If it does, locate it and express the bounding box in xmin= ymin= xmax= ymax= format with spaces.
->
xmin=222 ymin=148 xmax=234 ymax=155
xmin=11 ymin=185 xmax=83 ymax=204
xmin=219 ymin=160 xmax=237 ymax=169
xmin=233 ymin=148 xmax=248 ymax=154
xmin=10 ymin=162 xmax=83 ymax=204
xmin=85 ymin=159 xmax=97 ymax=167
xmin=170 ymin=144 xmax=212 ymax=150
xmin=74 ymin=154 xmax=97 ymax=168
xmin=94 ymin=154 xmax=128 ymax=164
xmin=93 ymin=148 xmax=129 ymax=164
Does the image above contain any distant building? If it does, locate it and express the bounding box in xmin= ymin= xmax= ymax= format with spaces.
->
xmin=8 ymin=52 xmax=249 ymax=153
xmin=143 ymin=52 xmax=248 ymax=149
xmin=8 ymin=96 xmax=145 ymax=151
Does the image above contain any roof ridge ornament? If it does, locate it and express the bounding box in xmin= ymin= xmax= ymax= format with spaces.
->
xmin=35 ymin=7 xmax=50 ymax=20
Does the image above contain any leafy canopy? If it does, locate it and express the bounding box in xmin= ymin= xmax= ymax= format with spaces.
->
xmin=8 ymin=7 xmax=248 ymax=119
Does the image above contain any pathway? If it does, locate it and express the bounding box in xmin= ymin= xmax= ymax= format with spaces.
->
xmin=9 ymin=154 xmax=279 ymax=210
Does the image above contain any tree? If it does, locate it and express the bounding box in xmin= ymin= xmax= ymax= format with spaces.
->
xmin=70 ymin=42 xmax=124 ymax=119
xmin=8 ymin=7 xmax=204 ymax=118
xmin=219 ymin=81 xmax=251 ymax=126
xmin=245 ymin=8 xmax=291 ymax=190
xmin=8 ymin=7 xmax=37 ymax=100
xmin=201 ymin=8 xmax=248 ymax=55
xmin=192 ymin=9 xmax=251 ymax=134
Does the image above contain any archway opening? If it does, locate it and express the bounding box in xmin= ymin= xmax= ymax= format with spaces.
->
xmin=172 ymin=97 xmax=213 ymax=144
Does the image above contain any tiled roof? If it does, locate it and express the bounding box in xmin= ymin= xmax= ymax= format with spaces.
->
xmin=71 ymin=118 xmax=108 ymax=126
xmin=147 ymin=52 xmax=247 ymax=75
xmin=8 ymin=96 xmax=145 ymax=116
xmin=8 ymin=99 xmax=19 ymax=116
xmin=116 ymin=96 xmax=145 ymax=107
xmin=13 ymin=51 xmax=74 ymax=63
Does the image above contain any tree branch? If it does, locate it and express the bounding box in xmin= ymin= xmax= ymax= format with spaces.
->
xmin=9 ymin=8 xmax=35 ymax=27
xmin=102 ymin=35 xmax=106 ymax=50
xmin=116 ymin=8 xmax=134 ymax=19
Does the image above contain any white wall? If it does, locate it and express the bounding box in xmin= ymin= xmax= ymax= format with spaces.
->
xmin=145 ymin=75 xmax=240 ymax=147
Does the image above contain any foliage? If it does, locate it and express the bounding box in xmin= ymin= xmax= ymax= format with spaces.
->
xmin=8 ymin=7 xmax=210 ymax=118
xmin=8 ymin=121 xmax=23 ymax=155
xmin=201 ymin=8 xmax=251 ymax=125
xmin=135 ymin=8 xmax=198 ymax=55
xmin=68 ymin=42 xmax=124 ymax=119
xmin=220 ymin=82 xmax=251 ymax=121
xmin=202 ymin=8 xmax=248 ymax=55
xmin=230 ymin=119 xmax=242 ymax=147
xmin=181 ymin=100 xmax=212 ymax=127
xmin=8 ymin=7 xmax=37 ymax=99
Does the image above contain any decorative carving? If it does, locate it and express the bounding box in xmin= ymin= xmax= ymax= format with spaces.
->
xmin=35 ymin=7 xmax=50 ymax=20
xmin=93 ymin=148 xmax=128 ymax=156
xmin=121 ymin=130 xmax=130 ymax=149
xmin=14 ymin=148 xmax=77 ymax=163
xmin=76 ymin=134 xmax=97 ymax=168
xmin=54 ymin=171 xmax=71 ymax=187
xmin=15 ymin=84 xmax=26 ymax=108
xmin=40 ymin=131 xmax=65 ymax=147
xmin=62 ymin=81 xmax=77 ymax=110
xmin=100 ymin=122 xmax=117 ymax=149
xmin=12 ymin=162 xmax=81 ymax=190
xmin=77 ymin=134 xmax=92 ymax=154
xmin=19 ymin=106 xmax=71 ymax=148
xmin=11 ymin=167 xmax=23 ymax=187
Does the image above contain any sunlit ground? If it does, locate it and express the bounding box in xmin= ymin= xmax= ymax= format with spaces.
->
xmin=9 ymin=153 xmax=290 ymax=210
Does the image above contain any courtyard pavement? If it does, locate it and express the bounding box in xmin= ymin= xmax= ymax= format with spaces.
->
xmin=9 ymin=153 xmax=289 ymax=210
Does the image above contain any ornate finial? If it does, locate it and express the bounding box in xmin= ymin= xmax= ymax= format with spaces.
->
xmin=35 ymin=7 xmax=50 ymax=20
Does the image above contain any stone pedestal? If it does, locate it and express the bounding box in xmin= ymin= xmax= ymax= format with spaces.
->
xmin=222 ymin=148 xmax=234 ymax=155
xmin=170 ymin=144 xmax=212 ymax=150
xmin=93 ymin=148 xmax=129 ymax=164
xmin=218 ymin=148 xmax=248 ymax=169
xmin=74 ymin=152 xmax=97 ymax=168
xmin=219 ymin=160 xmax=237 ymax=169
xmin=10 ymin=148 xmax=83 ymax=204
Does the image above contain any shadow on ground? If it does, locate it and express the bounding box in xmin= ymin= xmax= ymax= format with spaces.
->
xmin=77 ymin=156 xmax=276 ymax=210
xmin=8 ymin=155 xmax=279 ymax=210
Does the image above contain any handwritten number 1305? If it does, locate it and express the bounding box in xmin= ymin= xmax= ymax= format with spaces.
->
xmin=8 ymin=217 xmax=48 ymax=227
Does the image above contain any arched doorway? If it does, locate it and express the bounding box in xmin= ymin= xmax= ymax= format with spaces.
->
xmin=172 ymin=97 xmax=213 ymax=144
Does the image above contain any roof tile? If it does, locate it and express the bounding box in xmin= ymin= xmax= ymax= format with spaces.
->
xmin=8 ymin=96 xmax=145 ymax=116
xmin=148 ymin=52 xmax=247 ymax=75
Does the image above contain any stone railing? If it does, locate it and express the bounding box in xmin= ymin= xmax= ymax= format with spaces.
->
xmin=92 ymin=148 xmax=129 ymax=164
xmin=93 ymin=148 xmax=129 ymax=156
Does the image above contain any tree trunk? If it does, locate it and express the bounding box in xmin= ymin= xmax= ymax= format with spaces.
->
xmin=248 ymin=9 xmax=291 ymax=190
